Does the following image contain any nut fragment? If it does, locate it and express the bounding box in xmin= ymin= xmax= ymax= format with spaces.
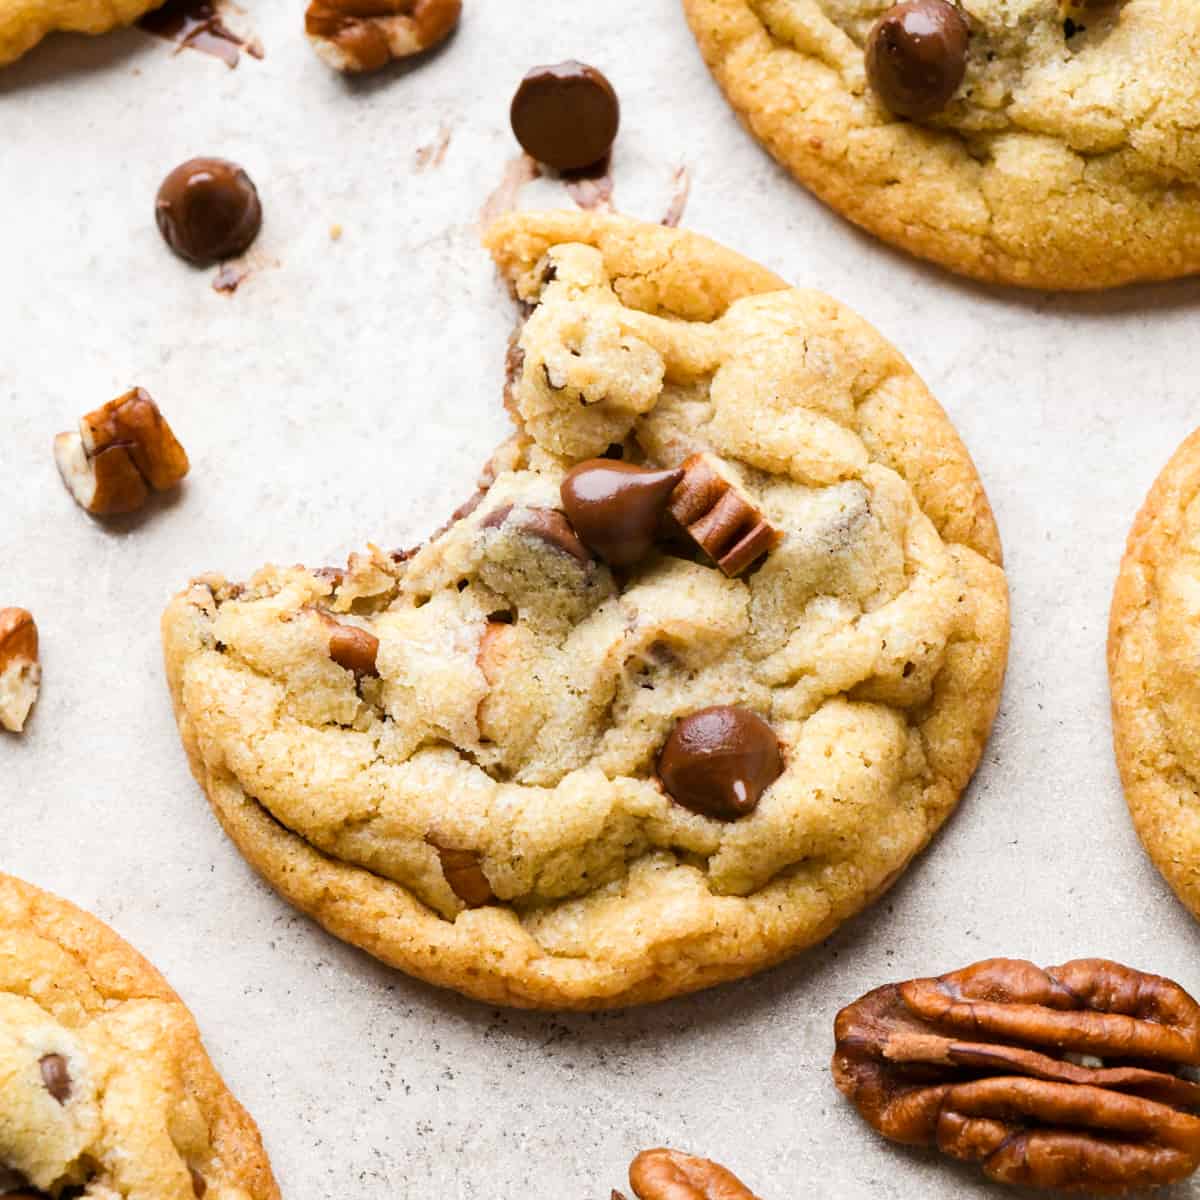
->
xmin=54 ymin=389 xmax=189 ymax=517
xmin=327 ymin=620 xmax=380 ymax=677
xmin=666 ymin=454 xmax=779 ymax=577
xmin=627 ymin=1149 xmax=761 ymax=1199
xmin=427 ymin=838 xmax=494 ymax=907
xmin=305 ymin=0 xmax=461 ymax=72
xmin=834 ymin=958 xmax=1200 ymax=1192
xmin=0 ymin=608 xmax=40 ymax=734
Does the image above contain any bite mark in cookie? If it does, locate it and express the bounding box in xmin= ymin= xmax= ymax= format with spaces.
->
xmin=162 ymin=211 xmax=1008 ymax=1009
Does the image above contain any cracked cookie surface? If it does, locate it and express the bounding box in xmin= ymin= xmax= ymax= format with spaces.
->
xmin=1110 ymin=429 xmax=1200 ymax=925
xmin=162 ymin=210 xmax=1009 ymax=1010
xmin=0 ymin=0 xmax=164 ymax=66
xmin=682 ymin=0 xmax=1200 ymax=289
xmin=0 ymin=873 xmax=278 ymax=1199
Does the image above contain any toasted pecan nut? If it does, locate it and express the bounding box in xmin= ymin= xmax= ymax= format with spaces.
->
xmin=305 ymin=0 xmax=460 ymax=72
xmin=666 ymin=454 xmax=779 ymax=577
xmin=627 ymin=1149 xmax=760 ymax=1200
xmin=426 ymin=837 xmax=494 ymax=907
xmin=54 ymin=389 xmax=189 ymax=517
xmin=0 ymin=608 xmax=40 ymax=734
xmin=326 ymin=621 xmax=380 ymax=677
xmin=833 ymin=958 xmax=1200 ymax=1192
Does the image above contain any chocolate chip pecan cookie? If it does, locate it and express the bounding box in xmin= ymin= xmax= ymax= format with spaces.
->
xmin=1109 ymin=429 xmax=1200 ymax=924
xmin=162 ymin=210 xmax=1009 ymax=1009
xmin=0 ymin=872 xmax=278 ymax=1199
xmin=0 ymin=0 xmax=164 ymax=66
xmin=682 ymin=0 xmax=1200 ymax=289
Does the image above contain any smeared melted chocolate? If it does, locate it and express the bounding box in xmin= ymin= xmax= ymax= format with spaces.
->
xmin=139 ymin=0 xmax=263 ymax=68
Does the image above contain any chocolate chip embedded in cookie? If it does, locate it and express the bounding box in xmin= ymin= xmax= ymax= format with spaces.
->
xmin=834 ymin=958 xmax=1200 ymax=1191
xmin=561 ymin=460 xmax=684 ymax=566
xmin=1110 ymin=429 xmax=1200 ymax=929
xmin=161 ymin=211 xmax=1008 ymax=1010
xmin=0 ymin=873 xmax=279 ymax=1199
xmin=305 ymin=0 xmax=461 ymax=72
xmin=683 ymin=0 xmax=1200 ymax=288
xmin=667 ymin=453 xmax=780 ymax=577
xmin=865 ymin=0 xmax=969 ymax=119
xmin=0 ymin=608 xmax=40 ymax=734
xmin=658 ymin=707 xmax=783 ymax=820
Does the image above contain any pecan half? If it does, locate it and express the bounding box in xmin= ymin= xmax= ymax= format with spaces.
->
xmin=54 ymin=388 xmax=189 ymax=517
xmin=305 ymin=0 xmax=461 ymax=72
xmin=624 ymin=1149 xmax=760 ymax=1200
xmin=666 ymin=454 xmax=779 ymax=577
xmin=833 ymin=958 xmax=1200 ymax=1192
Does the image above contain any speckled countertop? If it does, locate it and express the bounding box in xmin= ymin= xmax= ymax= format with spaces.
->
xmin=3 ymin=2 xmax=1200 ymax=1197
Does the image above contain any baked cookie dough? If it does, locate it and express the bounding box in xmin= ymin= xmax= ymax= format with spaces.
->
xmin=0 ymin=872 xmax=278 ymax=1199
xmin=0 ymin=0 xmax=164 ymax=66
xmin=682 ymin=0 xmax=1200 ymax=290
xmin=162 ymin=210 xmax=1009 ymax=1010
xmin=1110 ymin=429 xmax=1200 ymax=922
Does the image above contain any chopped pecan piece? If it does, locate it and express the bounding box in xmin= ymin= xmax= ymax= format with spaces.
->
xmin=305 ymin=0 xmax=461 ymax=72
xmin=833 ymin=958 xmax=1200 ymax=1192
xmin=666 ymin=454 xmax=779 ymax=577
xmin=427 ymin=837 xmax=494 ymax=907
xmin=0 ymin=608 xmax=40 ymax=734
xmin=626 ymin=1149 xmax=760 ymax=1199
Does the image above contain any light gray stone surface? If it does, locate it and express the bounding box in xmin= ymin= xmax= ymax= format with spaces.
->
xmin=3 ymin=2 xmax=1200 ymax=1196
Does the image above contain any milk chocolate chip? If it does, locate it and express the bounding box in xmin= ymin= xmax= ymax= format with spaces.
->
xmin=39 ymin=1054 xmax=71 ymax=1104
xmin=509 ymin=61 xmax=620 ymax=171
xmin=658 ymin=706 xmax=783 ymax=820
xmin=155 ymin=158 xmax=263 ymax=266
xmin=482 ymin=504 xmax=592 ymax=563
xmin=865 ymin=0 xmax=969 ymax=119
xmin=560 ymin=460 xmax=684 ymax=566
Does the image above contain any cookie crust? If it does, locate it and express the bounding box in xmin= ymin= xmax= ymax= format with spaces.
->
xmin=0 ymin=0 xmax=165 ymax=66
xmin=682 ymin=0 xmax=1200 ymax=290
xmin=163 ymin=211 xmax=1009 ymax=1010
xmin=1110 ymin=429 xmax=1200 ymax=922
xmin=0 ymin=872 xmax=278 ymax=1199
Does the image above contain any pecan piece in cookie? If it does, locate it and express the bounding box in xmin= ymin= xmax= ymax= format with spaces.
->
xmin=624 ymin=1149 xmax=760 ymax=1199
xmin=54 ymin=389 xmax=189 ymax=517
xmin=0 ymin=608 xmax=40 ymax=734
xmin=667 ymin=454 xmax=779 ymax=577
xmin=427 ymin=838 xmax=494 ymax=908
xmin=834 ymin=958 xmax=1200 ymax=1192
xmin=305 ymin=0 xmax=460 ymax=72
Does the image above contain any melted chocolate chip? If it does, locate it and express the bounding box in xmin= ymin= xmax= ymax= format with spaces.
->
xmin=328 ymin=622 xmax=380 ymax=677
xmin=482 ymin=505 xmax=592 ymax=564
xmin=155 ymin=158 xmax=263 ymax=266
xmin=658 ymin=706 xmax=783 ymax=820
xmin=509 ymin=61 xmax=620 ymax=171
xmin=0 ymin=1165 xmax=32 ymax=1194
xmin=39 ymin=1054 xmax=71 ymax=1104
xmin=560 ymin=460 xmax=684 ymax=566
xmin=865 ymin=0 xmax=969 ymax=119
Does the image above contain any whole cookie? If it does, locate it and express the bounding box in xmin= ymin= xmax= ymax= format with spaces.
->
xmin=1110 ymin=429 xmax=1200 ymax=922
xmin=0 ymin=0 xmax=165 ymax=65
xmin=682 ymin=0 xmax=1200 ymax=289
xmin=162 ymin=211 xmax=1009 ymax=1010
xmin=0 ymin=873 xmax=278 ymax=1199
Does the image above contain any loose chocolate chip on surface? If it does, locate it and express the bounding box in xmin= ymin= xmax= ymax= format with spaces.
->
xmin=39 ymin=1054 xmax=71 ymax=1104
xmin=658 ymin=706 xmax=783 ymax=820
xmin=865 ymin=0 xmax=969 ymax=119
xmin=155 ymin=158 xmax=263 ymax=266
xmin=328 ymin=622 xmax=380 ymax=677
xmin=561 ymin=460 xmax=684 ymax=566
xmin=510 ymin=61 xmax=620 ymax=171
